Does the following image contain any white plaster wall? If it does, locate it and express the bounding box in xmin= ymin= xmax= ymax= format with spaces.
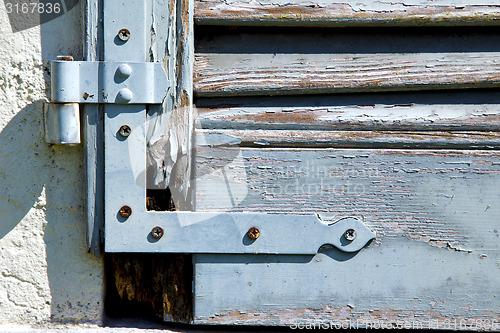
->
xmin=0 ymin=2 xmax=104 ymax=326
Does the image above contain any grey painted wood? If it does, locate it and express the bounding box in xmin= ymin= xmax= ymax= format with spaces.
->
xmin=195 ymin=0 xmax=500 ymax=27
xmin=193 ymin=148 xmax=500 ymax=325
xmin=194 ymin=52 xmax=500 ymax=97
xmin=196 ymin=91 xmax=500 ymax=132
xmin=83 ymin=0 xmax=103 ymax=256
xmin=194 ymin=238 xmax=500 ymax=326
xmin=196 ymin=129 xmax=500 ymax=149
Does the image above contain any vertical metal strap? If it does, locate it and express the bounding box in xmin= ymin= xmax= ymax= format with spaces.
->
xmin=103 ymin=0 xmax=149 ymax=251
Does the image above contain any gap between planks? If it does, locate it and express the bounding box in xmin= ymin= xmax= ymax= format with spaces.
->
xmin=194 ymin=0 xmax=500 ymax=27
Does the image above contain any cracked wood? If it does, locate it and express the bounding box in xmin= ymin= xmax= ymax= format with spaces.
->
xmin=194 ymin=52 xmax=500 ymax=96
xmin=196 ymin=91 xmax=500 ymax=132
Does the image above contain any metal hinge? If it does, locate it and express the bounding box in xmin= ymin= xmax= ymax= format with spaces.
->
xmin=45 ymin=56 xmax=170 ymax=144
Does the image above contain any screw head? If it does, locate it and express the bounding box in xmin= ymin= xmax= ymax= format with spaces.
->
xmin=119 ymin=206 xmax=132 ymax=218
xmin=344 ymin=229 xmax=357 ymax=242
xmin=247 ymin=227 xmax=260 ymax=240
xmin=118 ymin=28 xmax=130 ymax=41
xmin=151 ymin=226 xmax=164 ymax=239
xmin=118 ymin=125 xmax=131 ymax=137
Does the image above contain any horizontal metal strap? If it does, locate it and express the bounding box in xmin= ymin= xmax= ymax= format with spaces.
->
xmin=51 ymin=61 xmax=170 ymax=104
xmin=105 ymin=213 xmax=376 ymax=254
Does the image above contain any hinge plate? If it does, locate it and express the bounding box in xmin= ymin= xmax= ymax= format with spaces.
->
xmin=51 ymin=60 xmax=170 ymax=104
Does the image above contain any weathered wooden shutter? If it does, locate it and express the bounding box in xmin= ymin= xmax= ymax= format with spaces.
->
xmin=79 ymin=0 xmax=500 ymax=327
xmin=190 ymin=0 xmax=500 ymax=327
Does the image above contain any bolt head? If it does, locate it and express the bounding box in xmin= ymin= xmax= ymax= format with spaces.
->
xmin=247 ymin=227 xmax=260 ymax=240
xmin=118 ymin=125 xmax=131 ymax=137
xmin=151 ymin=226 xmax=164 ymax=239
xmin=117 ymin=88 xmax=133 ymax=103
xmin=119 ymin=206 xmax=132 ymax=218
xmin=117 ymin=64 xmax=132 ymax=78
xmin=118 ymin=28 xmax=130 ymax=42
xmin=344 ymin=229 xmax=357 ymax=242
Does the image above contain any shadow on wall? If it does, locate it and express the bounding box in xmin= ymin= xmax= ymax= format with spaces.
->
xmin=0 ymin=3 xmax=104 ymax=324
xmin=0 ymin=100 xmax=103 ymax=322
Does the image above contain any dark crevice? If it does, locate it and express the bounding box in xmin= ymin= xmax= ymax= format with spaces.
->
xmin=146 ymin=188 xmax=176 ymax=211
xmin=104 ymin=253 xmax=193 ymax=324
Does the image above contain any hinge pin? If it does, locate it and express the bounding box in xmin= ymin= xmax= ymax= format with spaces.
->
xmin=56 ymin=55 xmax=74 ymax=61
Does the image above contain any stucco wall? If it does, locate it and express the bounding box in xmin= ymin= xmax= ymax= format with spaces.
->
xmin=0 ymin=2 xmax=104 ymax=325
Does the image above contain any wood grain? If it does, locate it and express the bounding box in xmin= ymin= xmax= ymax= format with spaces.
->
xmin=193 ymin=147 xmax=500 ymax=326
xmin=195 ymin=0 xmax=500 ymax=27
xmin=196 ymin=91 xmax=500 ymax=132
xmin=194 ymin=52 xmax=500 ymax=96
xmin=195 ymin=147 xmax=500 ymax=249
xmin=196 ymin=129 xmax=500 ymax=149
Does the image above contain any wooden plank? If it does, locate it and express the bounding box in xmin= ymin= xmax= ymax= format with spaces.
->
xmin=196 ymin=91 xmax=500 ymax=132
xmin=194 ymin=240 xmax=500 ymax=327
xmin=193 ymin=148 xmax=500 ymax=326
xmin=194 ymin=52 xmax=500 ymax=96
xmin=196 ymin=129 xmax=500 ymax=149
xmin=195 ymin=0 xmax=500 ymax=27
